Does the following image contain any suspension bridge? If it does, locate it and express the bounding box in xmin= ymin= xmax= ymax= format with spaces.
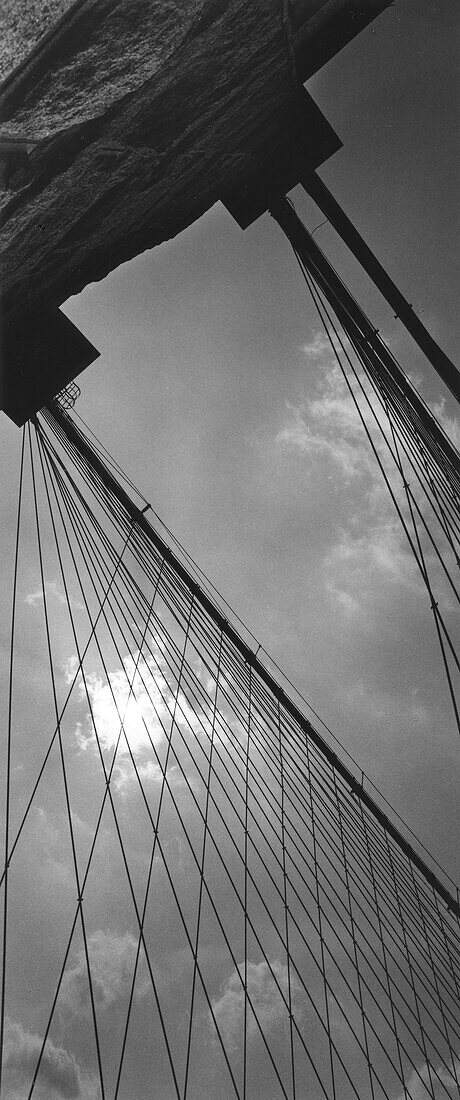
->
xmin=0 ymin=2 xmax=459 ymax=1098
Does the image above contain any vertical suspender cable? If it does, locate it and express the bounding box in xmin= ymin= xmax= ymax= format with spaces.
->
xmin=0 ymin=427 xmax=25 ymax=1097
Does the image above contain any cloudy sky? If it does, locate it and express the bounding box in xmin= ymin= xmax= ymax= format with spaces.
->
xmin=0 ymin=1 xmax=459 ymax=1098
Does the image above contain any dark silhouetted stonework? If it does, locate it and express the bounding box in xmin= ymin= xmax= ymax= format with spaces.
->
xmin=0 ymin=1 xmax=393 ymax=422
xmin=0 ymin=2 xmax=393 ymax=322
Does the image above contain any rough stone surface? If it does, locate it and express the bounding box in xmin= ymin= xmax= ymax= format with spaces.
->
xmin=0 ymin=0 xmax=392 ymax=329
xmin=0 ymin=0 xmax=76 ymax=84
xmin=0 ymin=0 xmax=203 ymax=136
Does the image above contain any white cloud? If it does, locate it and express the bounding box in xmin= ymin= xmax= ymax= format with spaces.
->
xmin=26 ymin=588 xmax=46 ymax=607
xmin=64 ymin=650 xmax=170 ymax=762
xmin=26 ymin=581 xmax=66 ymax=606
xmin=33 ymin=806 xmax=73 ymax=889
xmin=431 ymin=398 xmax=460 ymax=450
xmin=276 ymin=360 xmax=389 ymax=485
xmin=63 ymin=647 xmax=210 ymax=790
xmin=342 ymin=678 xmax=431 ymax=729
xmin=277 ymin=402 xmax=371 ymax=481
xmin=302 ymin=333 xmax=332 ymax=360
xmin=63 ymin=654 xmax=80 ymax=684
xmin=60 ymin=929 xmax=150 ymax=1017
xmin=78 ymin=660 xmax=166 ymax=756
xmin=302 ymin=331 xmax=350 ymax=362
xmin=26 ymin=581 xmax=83 ymax=610
xmin=324 ymin=518 xmax=422 ymax=617
xmin=209 ymin=959 xmax=301 ymax=1049
xmin=109 ymin=755 xmax=163 ymax=793
xmin=3 ymin=1017 xmax=100 ymax=1099
xmin=397 ymin=1059 xmax=460 ymax=1099
xmin=276 ymin=359 xmax=454 ymax=621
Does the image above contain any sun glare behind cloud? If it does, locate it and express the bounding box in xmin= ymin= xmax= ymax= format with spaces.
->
xmin=64 ymin=651 xmax=170 ymax=759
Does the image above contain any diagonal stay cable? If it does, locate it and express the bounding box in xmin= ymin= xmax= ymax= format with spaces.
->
xmin=182 ymin=629 xmax=224 ymax=1100
xmin=45 ymin=532 xmax=431 ymax=1100
xmin=277 ymin=698 xmax=297 ymax=1100
xmin=295 ymin=246 xmax=459 ymax=602
xmin=36 ymin=435 xmax=455 ymax=1047
xmin=0 ymin=481 xmax=137 ymax=899
xmin=382 ymin=397 xmax=460 ymax=732
xmin=36 ymin=444 xmax=356 ymax=1100
xmin=37 ymin=424 xmax=457 ymax=1060
xmin=36 ymin=424 xmax=242 ymax=1100
xmin=35 ymin=411 xmax=455 ymax=1091
xmin=36 ymin=407 xmax=459 ymax=1082
xmin=34 ymin=421 xmax=186 ymax=1100
xmin=43 ymin=401 xmax=460 ymax=914
xmin=289 ymin=236 xmax=459 ymax=556
xmin=333 ymin=767 xmax=376 ymax=1099
xmin=408 ymin=861 xmax=460 ymax=1090
xmin=115 ymin=590 xmax=197 ymax=1099
xmin=40 ymin=405 xmax=460 ymax=906
xmin=27 ymin=422 xmax=107 ymax=1100
xmin=42 ymin=450 xmax=293 ymax=1100
xmin=295 ymin=256 xmax=460 ymax=726
xmin=111 ymin=568 xmax=184 ymax=1100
